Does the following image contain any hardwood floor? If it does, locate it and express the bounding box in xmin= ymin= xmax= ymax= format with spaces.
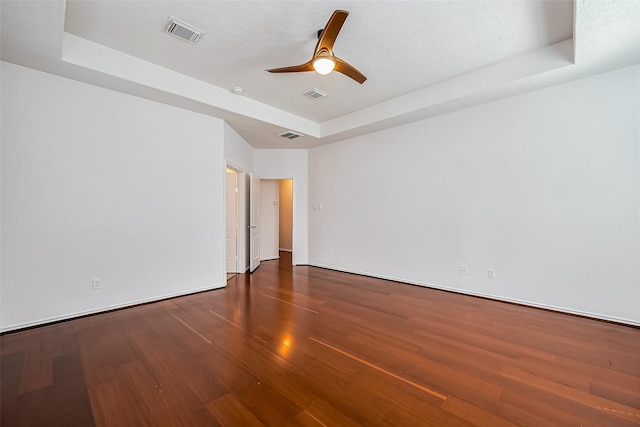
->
xmin=2 ymin=252 xmax=640 ymax=426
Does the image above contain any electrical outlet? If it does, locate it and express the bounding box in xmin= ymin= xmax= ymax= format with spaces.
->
xmin=460 ymin=265 xmax=469 ymax=275
xmin=92 ymin=278 xmax=102 ymax=290
xmin=488 ymin=269 xmax=496 ymax=279
xmin=335 ymin=251 xmax=339 ymax=257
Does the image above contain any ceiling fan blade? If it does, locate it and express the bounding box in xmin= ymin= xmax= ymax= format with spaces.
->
xmin=266 ymin=61 xmax=314 ymax=73
xmin=334 ymin=57 xmax=367 ymax=84
xmin=314 ymin=10 xmax=349 ymax=56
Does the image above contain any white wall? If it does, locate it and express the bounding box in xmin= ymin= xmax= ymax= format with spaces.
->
xmin=309 ymin=64 xmax=640 ymax=325
xmin=224 ymin=123 xmax=254 ymax=272
xmin=254 ymin=149 xmax=309 ymax=265
xmin=259 ymin=180 xmax=280 ymax=260
xmin=224 ymin=123 xmax=254 ymax=173
xmin=1 ymin=62 xmax=226 ymax=331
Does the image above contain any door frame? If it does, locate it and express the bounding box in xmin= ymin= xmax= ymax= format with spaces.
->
xmin=222 ymin=167 xmax=297 ymax=275
xmin=258 ymin=176 xmax=296 ymax=265
xmin=225 ymin=167 xmax=239 ymax=275
xmin=225 ymin=162 xmax=251 ymax=277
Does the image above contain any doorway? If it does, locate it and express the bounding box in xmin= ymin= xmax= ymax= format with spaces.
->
xmin=225 ymin=173 xmax=293 ymax=276
xmin=259 ymin=179 xmax=294 ymax=263
xmin=278 ymin=179 xmax=293 ymax=255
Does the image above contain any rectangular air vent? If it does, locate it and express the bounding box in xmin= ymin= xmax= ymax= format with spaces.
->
xmin=304 ymin=89 xmax=329 ymax=100
xmin=278 ymin=131 xmax=303 ymax=140
xmin=164 ymin=17 xmax=204 ymax=44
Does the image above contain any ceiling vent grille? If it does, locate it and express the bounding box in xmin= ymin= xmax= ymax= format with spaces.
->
xmin=304 ymin=89 xmax=329 ymax=100
xmin=278 ymin=131 xmax=303 ymax=140
xmin=164 ymin=17 xmax=204 ymax=44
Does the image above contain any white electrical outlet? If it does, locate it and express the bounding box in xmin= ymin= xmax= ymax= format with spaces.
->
xmin=335 ymin=251 xmax=339 ymax=257
xmin=92 ymin=278 xmax=102 ymax=290
xmin=488 ymin=269 xmax=496 ymax=279
xmin=460 ymin=265 xmax=469 ymax=275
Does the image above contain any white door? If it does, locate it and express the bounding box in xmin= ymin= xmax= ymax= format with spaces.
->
xmin=249 ymin=175 xmax=261 ymax=272
xmin=225 ymin=169 xmax=238 ymax=273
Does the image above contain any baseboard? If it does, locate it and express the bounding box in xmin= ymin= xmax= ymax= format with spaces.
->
xmin=0 ymin=283 xmax=226 ymax=333
xmin=308 ymin=263 xmax=640 ymax=328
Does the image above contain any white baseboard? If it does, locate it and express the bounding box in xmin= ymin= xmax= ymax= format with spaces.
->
xmin=308 ymin=263 xmax=640 ymax=328
xmin=1 ymin=283 xmax=226 ymax=333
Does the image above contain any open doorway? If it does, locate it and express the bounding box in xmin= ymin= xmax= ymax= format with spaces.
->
xmin=278 ymin=179 xmax=293 ymax=255
xmin=259 ymin=179 xmax=293 ymax=263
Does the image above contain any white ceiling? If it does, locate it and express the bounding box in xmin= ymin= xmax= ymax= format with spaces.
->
xmin=2 ymin=1 xmax=640 ymax=149
xmin=63 ymin=0 xmax=573 ymax=122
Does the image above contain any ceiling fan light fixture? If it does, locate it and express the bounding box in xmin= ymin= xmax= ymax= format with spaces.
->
xmin=312 ymin=57 xmax=335 ymax=75
xmin=265 ymin=10 xmax=366 ymax=84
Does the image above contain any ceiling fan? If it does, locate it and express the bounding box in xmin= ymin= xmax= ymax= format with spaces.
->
xmin=266 ymin=10 xmax=367 ymax=84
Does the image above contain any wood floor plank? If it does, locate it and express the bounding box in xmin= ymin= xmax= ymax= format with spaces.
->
xmin=441 ymin=396 xmax=518 ymax=427
xmin=89 ymin=379 xmax=155 ymax=427
xmin=589 ymin=380 xmax=640 ymax=410
xmin=205 ymin=393 xmax=264 ymax=426
xmin=0 ymin=351 xmax=26 ymax=425
xmin=49 ymin=352 xmax=96 ymax=426
xmin=382 ymin=405 xmax=473 ymax=427
xmin=6 ymin=352 xmax=96 ymax=427
xmin=309 ymin=335 xmax=448 ymax=400
xmin=333 ymin=329 xmax=505 ymax=402
xmin=499 ymin=375 xmax=640 ymax=427
xmin=501 ymin=364 xmax=640 ymax=424
xmin=499 ymin=389 xmax=607 ymax=427
xmin=348 ymin=366 xmax=465 ymax=426
xmin=284 ymin=370 xmax=395 ymax=426
xmin=294 ymin=409 xmax=326 ymax=427
xmin=296 ymin=398 xmax=362 ymax=427
xmin=234 ymin=379 xmax=305 ymax=426
xmin=511 ymin=355 xmax=594 ymax=391
xmin=18 ymin=333 xmax=53 ymax=394
xmin=175 ymin=360 xmax=229 ymax=405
